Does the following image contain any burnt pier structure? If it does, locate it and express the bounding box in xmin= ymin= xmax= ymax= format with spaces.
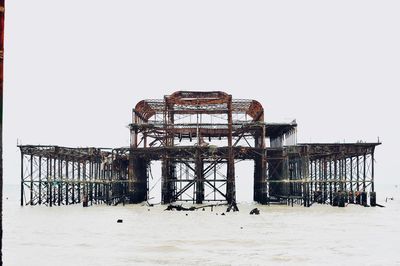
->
xmin=19 ymin=91 xmax=380 ymax=207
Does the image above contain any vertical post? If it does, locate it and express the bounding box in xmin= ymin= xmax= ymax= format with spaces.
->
xmin=161 ymin=157 xmax=170 ymax=204
xmin=195 ymin=149 xmax=204 ymax=204
xmin=348 ymin=156 xmax=354 ymax=203
xmin=132 ymin=110 xmax=138 ymax=148
xmin=303 ymin=157 xmax=307 ymax=207
xmin=49 ymin=158 xmax=53 ymax=207
xmin=47 ymin=158 xmax=53 ymax=207
xmin=309 ymin=159 xmax=313 ymax=203
xmin=356 ymin=156 xmax=360 ymax=192
xmin=178 ymin=163 xmax=181 ymax=202
xmin=54 ymin=158 xmax=57 ymax=205
xmin=130 ymin=156 xmax=148 ymax=203
xmin=46 ymin=157 xmax=49 ymax=205
xmin=147 ymin=164 xmax=151 ymax=201
xmin=94 ymin=161 xmax=97 ymax=204
xmin=66 ymin=160 xmax=69 ymax=205
xmin=82 ymin=161 xmax=88 ymax=207
xmin=363 ymin=153 xmax=366 ymax=191
xmin=323 ymin=158 xmax=327 ymax=203
xmin=1 ymin=5 xmax=5 ymax=263
xmin=318 ymin=159 xmax=321 ymax=203
xmin=334 ymin=157 xmax=337 ymax=193
xmin=98 ymin=161 xmax=101 ymax=203
xmin=329 ymin=159 xmax=332 ymax=205
xmin=90 ymin=161 xmax=93 ymax=205
xmin=106 ymin=165 xmax=110 ymax=205
xmin=20 ymin=152 xmax=24 ymax=206
xmin=314 ymin=159 xmax=318 ymax=192
xmin=96 ymin=161 xmax=99 ymax=204
xmin=214 ymin=164 xmax=217 ymax=201
xmin=97 ymin=161 xmax=101 ymax=202
xmin=38 ymin=156 xmax=42 ymax=204
xmin=370 ymin=148 xmax=376 ymax=207
xmin=371 ymin=150 xmax=375 ymax=192
xmin=72 ymin=161 xmax=75 ymax=204
xmin=226 ymin=95 xmax=236 ymax=205
xmin=350 ymin=156 xmax=353 ymax=192
xmin=58 ymin=159 xmax=61 ymax=206
xmin=343 ymin=158 xmax=347 ymax=191
xmin=320 ymin=159 xmax=323 ymax=197
xmin=52 ymin=158 xmax=55 ymax=205
xmin=30 ymin=155 xmax=33 ymax=205
xmin=305 ymin=154 xmax=310 ymax=207
xmin=77 ymin=162 xmax=81 ymax=203
xmin=260 ymin=113 xmax=267 ymax=203
xmin=84 ymin=162 xmax=88 ymax=205
xmin=289 ymin=162 xmax=293 ymax=197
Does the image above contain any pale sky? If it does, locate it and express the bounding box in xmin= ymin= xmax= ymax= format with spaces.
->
xmin=3 ymin=1 xmax=400 ymax=201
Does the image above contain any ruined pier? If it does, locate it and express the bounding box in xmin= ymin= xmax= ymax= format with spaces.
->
xmin=19 ymin=91 xmax=380 ymax=207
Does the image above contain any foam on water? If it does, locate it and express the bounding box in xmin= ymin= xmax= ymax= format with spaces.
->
xmin=3 ymin=184 xmax=400 ymax=265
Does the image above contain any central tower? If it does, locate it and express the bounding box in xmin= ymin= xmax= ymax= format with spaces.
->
xmin=130 ymin=91 xmax=266 ymax=204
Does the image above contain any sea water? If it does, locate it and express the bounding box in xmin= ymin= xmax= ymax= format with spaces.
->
xmin=2 ymin=184 xmax=400 ymax=266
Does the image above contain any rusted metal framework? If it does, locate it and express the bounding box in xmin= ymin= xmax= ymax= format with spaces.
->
xmin=267 ymin=143 xmax=377 ymax=206
xmin=19 ymin=145 xmax=147 ymax=206
xmin=19 ymin=91 xmax=381 ymax=207
xmin=130 ymin=91 xmax=268 ymax=205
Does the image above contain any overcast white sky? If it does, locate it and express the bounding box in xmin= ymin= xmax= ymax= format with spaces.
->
xmin=3 ymin=1 xmax=400 ymax=199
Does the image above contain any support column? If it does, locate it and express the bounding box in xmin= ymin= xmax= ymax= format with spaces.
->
xmin=20 ymin=153 xmax=24 ymax=206
xmin=38 ymin=156 xmax=42 ymax=205
xmin=72 ymin=161 xmax=75 ymax=204
xmin=195 ymin=149 xmax=204 ymax=204
xmin=363 ymin=153 xmax=366 ymax=192
xmin=302 ymin=153 xmax=310 ymax=207
xmin=370 ymin=149 xmax=376 ymax=206
xmin=329 ymin=159 xmax=333 ymax=205
xmin=65 ymin=160 xmax=69 ymax=205
xmin=128 ymin=155 xmax=148 ymax=203
xmin=254 ymin=125 xmax=267 ymax=203
xmin=57 ymin=159 xmax=61 ymax=206
xmin=226 ymin=97 xmax=236 ymax=205
xmin=48 ymin=158 xmax=52 ymax=207
xmin=349 ymin=157 xmax=354 ymax=203
xmin=161 ymin=157 xmax=175 ymax=204
xmin=30 ymin=155 xmax=33 ymax=205
xmin=77 ymin=162 xmax=81 ymax=203
xmin=46 ymin=157 xmax=49 ymax=205
xmin=323 ymin=158 xmax=327 ymax=203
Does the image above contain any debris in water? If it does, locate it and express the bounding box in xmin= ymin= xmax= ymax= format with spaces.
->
xmin=250 ymin=208 xmax=260 ymax=215
xmin=385 ymin=197 xmax=394 ymax=202
xmin=165 ymin=204 xmax=196 ymax=211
